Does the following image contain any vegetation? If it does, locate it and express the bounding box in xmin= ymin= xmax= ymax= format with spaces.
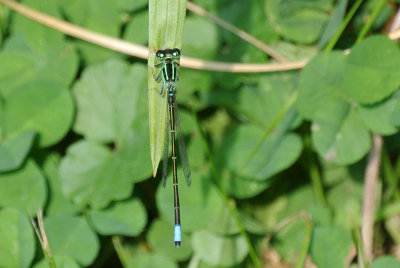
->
xmin=0 ymin=0 xmax=400 ymax=267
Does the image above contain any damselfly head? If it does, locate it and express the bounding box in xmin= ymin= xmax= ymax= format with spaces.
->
xmin=155 ymin=48 xmax=180 ymax=59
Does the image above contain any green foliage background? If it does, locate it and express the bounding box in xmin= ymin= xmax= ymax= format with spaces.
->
xmin=0 ymin=0 xmax=400 ymax=267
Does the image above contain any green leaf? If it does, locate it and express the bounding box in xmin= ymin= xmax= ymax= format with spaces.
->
xmin=127 ymin=253 xmax=178 ymax=268
xmin=73 ymin=60 xmax=147 ymax=144
xmin=0 ymin=208 xmax=35 ymax=268
xmin=390 ymin=95 xmax=400 ymax=126
xmin=40 ymin=153 xmax=82 ymax=215
xmin=235 ymin=73 xmax=299 ymax=129
xmin=147 ymin=219 xmax=192 ymax=261
xmin=156 ymin=170 xmax=225 ymax=232
xmin=373 ymin=256 xmax=400 ymax=268
xmin=60 ymin=141 xmax=133 ymax=209
xmin=191 ymin=230 xmax=248 ymax=267
xmin=296 ymin=51 xmax=346 ymax=120
xmin=340 ymin=35 xmax=400 ymax=104
xmin=124 ymin=10 xmax=149 ymax=45
xmin=59 ymin=0 xmax=122 ymax=63
xmin=266 ymin=0 xmax=332 ymax=44
xmin=88 ymin=198 xmax=147 ymax=236
xmin=221 ymin=124 xmax=302 ymax=181
xmin=44 ymin=214 xmax=100 ymax=266
xmin=327 ymin=179 xmax=363 ymax=227
xmin=0 ymin=130 xmax=35 ymax=172
xmin=358 ymin=92 xmax=400 ymax=135
xmin=3 ymin=80 xmax=74 ymax=147
xmin=310 ymin=225 xmax=353 ymax=268
xmin=1 ymin=34 xmax=78 ymax=94
xmin=311 ymin=98 xmax=370 ymax=164
xmin=219 ymin=173 xmax=270 ymax=199
xmin=33 ymin=255 xmax=80 ymax=268
xmin=273 ymin=220 xmax=309 ymax=263
xmin=0 ymin=159 xmax=46 ymax=214
xmin=148 ymin=0 xmax=187 ymax=176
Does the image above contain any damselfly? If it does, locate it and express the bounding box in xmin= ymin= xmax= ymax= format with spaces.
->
xmin=153 ymin=48 xmax=191 ymax=247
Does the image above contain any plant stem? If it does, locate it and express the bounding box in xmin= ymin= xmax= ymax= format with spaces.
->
xmin=324 ymin=0 xmax=364 ymax=51
xmin=112 ymin=236 xmax=128 ymax=267
xmin=190 ymin=104 xmax=262 ymax=268
xmin=295 ymin=215 xmax=313 ymax=268
xmin=360 ymin=134 xmax=383 ymax=265
xmin=356 ymin=0 xmax=388 ymax=43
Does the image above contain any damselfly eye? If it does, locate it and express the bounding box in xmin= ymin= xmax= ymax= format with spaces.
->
xmin=173 ymin=49 xmax=180 ymax=57
xmin=156 ymin=51 xmax=165 ymax=58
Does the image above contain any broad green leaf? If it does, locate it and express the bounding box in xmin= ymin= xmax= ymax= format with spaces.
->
xmin=311 ymin=98 xmax=370 ymax=164
xmin=117 ymin=0 xmax=148 ymax=11
xmin=221 ymin=124 xmax=302 ymax=181
xmin=88 ymin=198 xmax=147 ymax=236
xmin=73 ymin=60 xmax=147 ymax=144
xmin=60 ymin=0 xmax=122 ymax=63
xmin=296 ymin=51 xmax=346 ymax=120
xmin=124 ymin=10 xmax=149 ymax=45
xmin=270 ymin=41 xmax=318 ymax=61
xmin=44 ymin=214 xmax=99 ymax=266
xmin=219 ymin=172 xmax=270 ymax=199
xmin=12 ymin=0 xmax=64 ymax=45
xmin=147 ymin=219 xmax=192 ymax=261
xmin=235 ymin=73 xmax=299 ymax=129
xmin=3 ymin=80 xmax=74 ymax=147
xmin=33 ymin=255 xmax=80 ymax=268
xmin=127 ymin=253 xmax=178 ymax=268
xmin=358 ymin=92 xmax=400 ymax=135
xmin=273 ymin=220 xmax=309 ymax=263
xmin=373 ymin=256 xmax=400 ymax=268
xmin=390 ymin=98 xmax=400 ymax=126
xmin=191 ymin=230 xmax=248 ymax=267
xmin=340 ymin=35 xmax=400 ymax=104
xmin=40 ymin=153 xmax=82 ymax=215
xmin=1 ymin=34 xmax=78 ymax=93
xmin=0 ymin=208 xmax=35 ymax=268
xmin=327 ymin=179 xmax=363 ymax=227
xmin=156 ymin=170 xmax=225 ymax=232
xmin=60 ymin=141 xmax=133 ymax=209
xmin=0 ymin=130 xmax=35 ymax=172
xmin=266 ymin=0 xmax=332 ymax=44
xmin=310 ymin=225 xmax=353 ymax=268
xmin=0 ymin=159 xmax=46 ymax=214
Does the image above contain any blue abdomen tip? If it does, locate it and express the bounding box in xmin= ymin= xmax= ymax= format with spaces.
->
xmin=174 ymin=225 xmax=181 ymax=243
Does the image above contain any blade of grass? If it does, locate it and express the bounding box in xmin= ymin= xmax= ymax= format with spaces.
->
xmin=148 ymin=0 xmax=187 ymax=177
xmin=324 ymin=0 xmax=364 ymax=51
xmin=356 ymin=0 xmax=388 ymax=43
xmin=30 ymin=210 xmax=56 ymax=268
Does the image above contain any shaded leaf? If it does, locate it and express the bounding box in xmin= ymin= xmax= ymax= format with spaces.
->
xmin=0 ymin=130 xmax=35 ymax=172
xmin=191 ymin=230 xmax=248 ymax=267
xmin=0 ymin=208 xmax=35 ymax=268
xmin=0 ymin=159 xmax=46 ymax=214
xmin=3 ymin=80 xmax=74 ymax=147
xmin=44 ymin=214 xmax=99 ymax=266
xmin=88 ymin=198 xmax=147 ymax=236
xmin=311 ymin=99 xmax=370 ymax=164
xmin=310 ymin=225 xmax=353 ymax=268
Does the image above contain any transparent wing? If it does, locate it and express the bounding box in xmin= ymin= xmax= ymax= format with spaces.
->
xmin=161 ymin=108 xmax=170 ymax=188
xmin=174 ymin=104 xmax=191 ymax=186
